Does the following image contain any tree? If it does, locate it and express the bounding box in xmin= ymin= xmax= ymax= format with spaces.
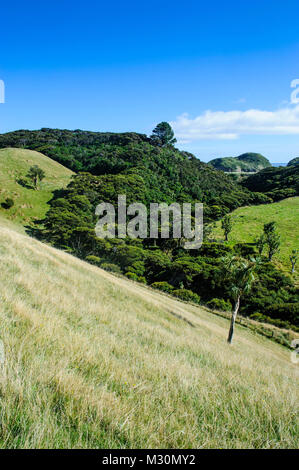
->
xmin=263 ymin=221 xmax=280 ymax=261
xmin=222 ymin=256 xmax=257 ymax=344
xmin=290 ymin=249 xmax=298 ymax=274
xmin=255 ymin=233 xmax=266 ymax=256
xmin=221 ymin=215 xmax=233 ymax=242
xmin=26 ymin=165 xmax=45 ymax=189
xmin=1 ymin=197 xmax=14 ymax=209
xmin=150 ymin=122 xmax=177 ymax=147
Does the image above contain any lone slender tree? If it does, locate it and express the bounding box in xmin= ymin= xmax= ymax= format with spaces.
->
xmin=289 ymin=249 xmax=298 ymax=274
xmin=263 ymin=221 xmax=280 ymax=261
xmin=255 ymin=233 xmax=266 ymax=256
xmin=221 ymin=215 xmax=233 ymax=242
xmin=150 ymin=122 xmax=177 ymax=147
xmin=222 ymin=256 xmax=257 ymax=344
xmin=26 ymin=165 xmax=45 ymax=190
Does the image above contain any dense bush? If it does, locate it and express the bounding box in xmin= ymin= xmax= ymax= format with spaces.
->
xmin=242 ymin=165 xmax=299 ymax=200
xmin=85 ymin=255 xmax=101 ymax=266
xmin=100 ymin=263 xmax=122 ymax=274
xmin=265 ymin=303 xmax=299 ymax=326
xmin=1 ymin=197 xmax=14 ymax=209
xmin=125 ymin=272 xmax=139 ymax=281
xmin=151 ymin=281 xmax=174 ymax=293
xmin=0 ymin=129 xmax=251 ymax=213
xmin=250 ymin=312 xmax=299 ymax=333
xmin=172 ymin=289 xmax=201 ymax=304
xmin=206 ymin=298 xmax=232 ymax=312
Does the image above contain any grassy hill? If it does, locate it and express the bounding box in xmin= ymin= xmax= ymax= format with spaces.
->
xmin=213 ymin=197 xmax=299 ymax=275
xmin=0 ymin=223 xmax=298 ymax=448
xmin=209 ymin=153 xmax=271 ymax=173
xmin=0 ymin=148 xmax=73 ymax=229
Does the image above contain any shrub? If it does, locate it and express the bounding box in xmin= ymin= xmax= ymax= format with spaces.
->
xmin=125 ymin=272 xmax=138 ymax=281
xmin=207 ymin=298 xmax=232 ymax=312
xmin=233 ymin=243 xmax=256 ymax=257
xmin=251 ymin=192 xmax=273 ymax=205
xmin=126 ymin=261 xmax=145 ymax=276
xmin=1 ymin=197 xmax=14 ymax=209
xmin=172 ymin=289 xmax=201 ymax=304
xmin=250 ymin=312 xmax=299 ymax=333
xmin=100 ymin=263 xmax=122 ymax=274
xmin=265 ymin=302 xmax=299 ymax=326
xmin=138 ymin=276 xmax=147 ymax=284
xmin=151 ymin=281 xmax=174 ymax=293
xmin=200 ymin=243 xmax=232 ymax=258
xmin=85 ymin=255 xmax=101 ymax=265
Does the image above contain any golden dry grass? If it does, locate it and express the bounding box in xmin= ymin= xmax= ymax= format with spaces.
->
xmin=0 ymin=224 xmax=298 ymax=448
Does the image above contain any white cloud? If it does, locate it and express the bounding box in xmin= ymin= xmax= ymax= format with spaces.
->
xmin=171 ymin=105 xmax=299 ymax=141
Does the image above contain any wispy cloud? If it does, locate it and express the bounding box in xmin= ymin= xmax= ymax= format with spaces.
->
xmin=171 ymin=105 xmax=299 ymax=142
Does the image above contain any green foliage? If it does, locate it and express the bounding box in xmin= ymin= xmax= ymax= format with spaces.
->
xmin=206 ymin=298 xmax=232 ymax=312
xmin=26 ymin=165 xmax=45 ymax=189
xmin=150 ymin=122 xmax=177 ymax=147
xmin=250 ymin=312 xmax=299 ymax=332
xmin=209 ymin=153 xmax=271 ymax=173
xmin=287 ymin=157 xmax=299 ymax=167
xmin=255 ymin=234 xmax=266 ymax=256
xmin=221 ymin=256 xmax=257 ymax=305
xmin=151 ymin=281 xmax=174 ymax=293
xmin=172 ymin=289 xmax=201 ymax=304
xmin=265 ymin=303 xmax=299 ymax=327
xmin=289 ymin=249 xmax=298 ymax=274
xmin=100 ymin=263 xmax=122 ymax=274
xmin=0 ymin=128 xmax=251 ymax=213
xmin=85 ymin=255 xmax=101 ymax=266
xmin=242 ymin=165 xmax=299 ymax=201
xmin=213 ymin=198 xmax=298 ymax=274
xmin=1 ymin=197 xmax=14 ymax=209
xmin=125 ymin=272 xmax=139 ymax=281
xmin=263 ymin=221 xmax=280 ymax=261
xmin=221 ymin=215 xmax=233 ymax=241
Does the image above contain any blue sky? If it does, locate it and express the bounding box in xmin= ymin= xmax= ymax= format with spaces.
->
xmin=0 ymin=0 xmax=298 ymax=162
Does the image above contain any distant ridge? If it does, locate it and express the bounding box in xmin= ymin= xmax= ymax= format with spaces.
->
xmin=209 ymin=153 xmax=271 ymax=173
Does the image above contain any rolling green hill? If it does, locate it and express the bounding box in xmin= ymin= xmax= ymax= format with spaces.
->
xmin=0 ymin=222 xmax=298 ymax=448
xmin=241 ymin=164 xmax=299 ymax=201
xmin=209 ymin=153 xmax=271 ymax=173
xmin=287 ymin=157 xmax=299 ymax=167
xmin=213 ymin=197 xmax=299 ymax=275
xmin=0 ymin=148 xmax=73 ymax=229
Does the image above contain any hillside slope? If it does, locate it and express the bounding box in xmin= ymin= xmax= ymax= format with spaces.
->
xmin=0 ymin=223 xmax=297 ymax=448
xmin=213 ymin=197 xmax=299 ymax=275
xmin=241 ymin=164 xmax=299 ymax=200
xmin=0 ymin=130 xmax=251 ymax=214
xmin=0 ymin=148 xmax=73 ymax=229
xmin=209 ymin=153 xmax=271 ymax=173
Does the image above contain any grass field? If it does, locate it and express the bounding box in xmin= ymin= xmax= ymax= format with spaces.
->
xmin=0 ymin=148 xmax=73 ymax=229
xmin=213 ymin=197 xmax=299 ymax=276
xmin=0 ymin=223 xmax=298 ymax=448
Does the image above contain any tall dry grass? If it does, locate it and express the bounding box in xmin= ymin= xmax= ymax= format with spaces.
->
xmin=0 ymin=226 xmax=298 ymax=448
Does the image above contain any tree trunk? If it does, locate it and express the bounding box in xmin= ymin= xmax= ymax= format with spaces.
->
xmin=227 ymin=295 xmax=240 ymax=344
